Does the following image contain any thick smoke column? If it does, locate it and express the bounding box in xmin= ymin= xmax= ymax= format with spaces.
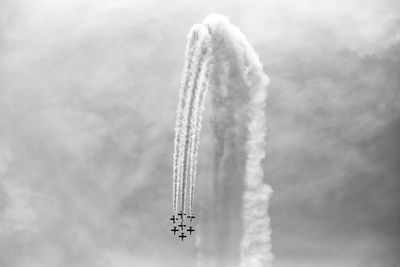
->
xmin=237 ymin=24 xmax=273 ymax=267
xmin=171 ymin=13 xmax=272 ymax=267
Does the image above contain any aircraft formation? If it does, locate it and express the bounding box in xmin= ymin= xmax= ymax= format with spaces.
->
xmin=170 ymin=25 xmax=211 ymax=241
xmin=171 ymin=25 xmax=212 ymax=225
xmin=170 ymin=211 xmax=195 ymax=241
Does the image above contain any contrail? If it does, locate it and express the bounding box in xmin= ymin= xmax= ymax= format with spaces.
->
xmin=188 ymin=50 xmax=213 ymax=216
xmin=172 ymin=25 xmax=203 ymax=214
xmin=173 ymin=24 xmax=211 ymax=215
xmin=180 ymin=29 xmax=210 ymax=214
xmin=201 ymin=14 xmax=273 ymax=266
xmin=239 ymin=30 xmax=273 ymax=267
xmin=197 ymin=14 xmax=249 ymax=266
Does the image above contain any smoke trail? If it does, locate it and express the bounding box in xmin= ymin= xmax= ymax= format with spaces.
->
xmin=188 ymin=52 xmax=213 ymax=216
xmin=172 ymin=13 xmax=272 ymax=266
xmin=173 ymin=25 xmax=203 ymax=214
xmin=172 ymin=24 xmax=211 ymax=215
xmin=180 ymin=29 xmax=211 ymax=214
xmin=240 ymin=35 xmax=273 ymax=267
xmin=198 ymin=14 xmax=273 ymax=267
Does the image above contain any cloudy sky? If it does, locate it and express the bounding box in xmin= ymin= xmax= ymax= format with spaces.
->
xmin=0 ymin=0 xmax=399 ymax=266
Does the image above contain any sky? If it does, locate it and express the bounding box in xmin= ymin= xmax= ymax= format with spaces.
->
xmin=0 ymin=0 xmax=399 ymax=266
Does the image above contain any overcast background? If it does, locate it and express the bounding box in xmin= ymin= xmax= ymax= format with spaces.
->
xmin=0 ymin=0 xmax=399 ymax=266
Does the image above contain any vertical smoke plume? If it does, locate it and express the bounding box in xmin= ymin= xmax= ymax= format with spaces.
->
xmin=172 ymin=13 xmax=272 ymax=267
xmin=188 ymin=51 xmax=213 ymax=216
xmin=172 ymin=25 xmax=198 ymax=214
xmin=173 ymin=25 xmax=210 ymax=214
xmin=180 ymin=31 xmax=211 ymax=214
xmin=239 ymin=27 xmax=273 ymax=267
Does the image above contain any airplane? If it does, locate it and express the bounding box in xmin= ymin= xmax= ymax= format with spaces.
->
xmin=178 ymin=222 xmax=186 ymax=230
xmin=171 ymin=226 xmax=179 ymax=235
xmin=178 ymin=232 xmax=187 ymax=241
xmin=187 ymin=215 xmax=195 ymax=222
xmin=169 ymin=215 xmax=178 ymax=224
xmin=187 ymin=226 xmax=195 ymax=235
xmin=177 ymin=211 xmax=186 ymax=219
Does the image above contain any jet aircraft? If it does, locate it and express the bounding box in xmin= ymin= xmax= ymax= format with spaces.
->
xmin=178 ymin=232 xmax=187 ymax=241
xmin=187 ymin=226 xmax=195 ymax=235
xmin=177 ymin=211 xmax=186 ymax=219
xmin=187 ymin=215 xmax=195 ymax=222
xmin=170 ymin=215 xmax=178 ymax=224
xmin=178 ymin=222 xmax=186 ymax=230
xmin=171 ymin=226 xmax=179 ymax=235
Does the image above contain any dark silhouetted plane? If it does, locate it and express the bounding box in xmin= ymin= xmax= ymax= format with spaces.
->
xmin=187 ymin=226 xmax=195 ymax=235
xmin=170 ymin=215 xmax=178 ymax=224
xmin=187 ymin=215 xmax=195 ymax=222
xmin=177 ymin=211 xmax=186 ymax=219
xmin=178 ymin=232 xmax=187 ymax=241
xmin=171 ymin=226 xmax=179 ymax=235
xmin=178 ymin=222 xmax=186 ymax=230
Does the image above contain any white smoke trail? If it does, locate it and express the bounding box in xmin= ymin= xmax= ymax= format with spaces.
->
xmin=173 ymin=14 xmax=273 ymax=266
xmin=172 ymin=25 xmax=201 ymax=214
xmin=188 ymin=49 xmax=213 ymax=216
xmin=180 ymin=29 xmax=211 ymax=214
xmin=203 ymin=14 xmax=273 ymax=267
xmin=173 ymin=25 xmax=211 ymax=214
xmin=240 ymin=44 xmax=273 ymax=267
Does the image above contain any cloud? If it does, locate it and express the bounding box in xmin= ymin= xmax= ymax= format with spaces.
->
xmin=239 ymin=0 xmax=400 ymax=55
